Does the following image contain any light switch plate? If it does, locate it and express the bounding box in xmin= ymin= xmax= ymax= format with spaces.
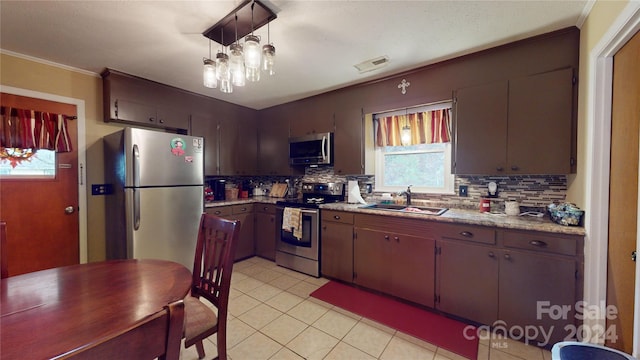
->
xmin=459 ymin=185 xmax=468 ymax=197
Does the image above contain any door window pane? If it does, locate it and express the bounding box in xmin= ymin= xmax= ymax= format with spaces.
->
xmin=0 ymin=149 xmax=56 ymax=178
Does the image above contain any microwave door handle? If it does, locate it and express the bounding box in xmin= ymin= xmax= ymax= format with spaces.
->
xmin=322 ymin=135 xmax=327 ymax=161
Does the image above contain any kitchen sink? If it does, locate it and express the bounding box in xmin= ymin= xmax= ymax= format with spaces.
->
xmin=362 ymin=204 xmax=448 ymax=216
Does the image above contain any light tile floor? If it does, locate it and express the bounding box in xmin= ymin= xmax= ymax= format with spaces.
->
xmin=179 ymin=257 xmax=552 ymax=360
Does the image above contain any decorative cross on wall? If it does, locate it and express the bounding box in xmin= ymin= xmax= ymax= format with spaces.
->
xmin=398 ymin=79 xmax=410 ymax=95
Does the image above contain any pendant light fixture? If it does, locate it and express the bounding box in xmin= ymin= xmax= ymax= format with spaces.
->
xmin=203 ymin=40 xmax=217 ymax=88
xmin=244 ymin=1 xmax=262 ymax=82
xmin=262 ymin=20 xmax=275 ymax=76
xmin=401 ymin=112 xmax=411 ymax=145
xmin=201 ymin=0 xmax=277 ymax=93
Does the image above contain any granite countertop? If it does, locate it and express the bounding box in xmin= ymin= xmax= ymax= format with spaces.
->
xmin=205 ymin=197 xmax=585 ymax=236
xmin=321 ymin=203 xmax=585 ymax=236
xmin=204 ymin=196 xmax=279 ymax=207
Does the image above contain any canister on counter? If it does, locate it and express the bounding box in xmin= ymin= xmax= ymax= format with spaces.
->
xmin=479 ymin=197 xmax=491 ymax=212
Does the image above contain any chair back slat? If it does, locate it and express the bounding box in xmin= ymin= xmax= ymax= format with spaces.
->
xmin=191 ymin=213 xmax=240 ymax=311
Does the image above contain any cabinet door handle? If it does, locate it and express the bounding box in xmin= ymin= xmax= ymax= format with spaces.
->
xmin=488 ymin=251 xmax=495 ymax=258
xmin=511 ymin=165 xmax=520 ymax=171
xmin=240 ymin=207 xmax=247 ymax=211
xmin=322 ymin=226 xmax=327 ymax=230
xmin=384 ymin=235 xmax=390 ymax=240
xmin=159 ymin=119 xmax=165 ymax=124
xmin=496 ymin=167 xmax=504 ymax=172
xmin=149 ymin=117 xmax=155 ymax=122
xmin=334 ymin=215 xmax=341 ymax=220
xmin=504 ymin=253 xmax=512 ymax=260
xmin=459 ymin=231 xmax=473 ymax=238
xmin=394 ymin=236 xmax=400 ymax=242
xmin=214 ymin=211 xmax=221 ymax=215
xmin=529 ymin=240 xmax=547 ymax=247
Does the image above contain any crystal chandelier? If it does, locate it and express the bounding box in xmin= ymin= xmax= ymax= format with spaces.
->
xmin=201 ymin=0 xmax=276 ymax=94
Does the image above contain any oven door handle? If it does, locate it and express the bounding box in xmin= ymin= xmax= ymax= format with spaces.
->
xmin=276 ymin=207 xmax=319 ymax=215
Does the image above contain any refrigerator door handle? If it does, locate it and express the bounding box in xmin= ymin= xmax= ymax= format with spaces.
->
xmin=134 ymin=188 xmax=141 ymax=230
xmin=133 ymin=144 xmax=140 ymax=187
xmin=133 ymin=144 xmax=141 ymax=230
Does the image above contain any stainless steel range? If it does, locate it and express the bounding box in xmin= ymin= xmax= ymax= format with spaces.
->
xmin=275 ymin=182 xmax=344 ymax=277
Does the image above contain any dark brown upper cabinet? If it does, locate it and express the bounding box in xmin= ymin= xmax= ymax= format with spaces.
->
xmin=102 ymin=69 xmax=189 ymax=132
xmin=257 ymin=110 xmax=296 ymax=176
xmin=219 ymin=116 xmax=257 ymax=176
xmin=334 ymin=107 xmax=368 ymax=175
xmin=289 ymin=98 xmax=334 ymax=138
xmin=190 ymin=113 xmax=219 ymax=176
xmin=453 ymin=67 xmax=576 ymax=175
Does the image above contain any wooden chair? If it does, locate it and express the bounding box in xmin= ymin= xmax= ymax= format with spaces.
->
xmin=1 ymin=221 xmax=8 ymax=279
xmin=66 ymin=299 xmax=185 ymax=360
xmin=183 ymin=213 xmax=241 ymax=360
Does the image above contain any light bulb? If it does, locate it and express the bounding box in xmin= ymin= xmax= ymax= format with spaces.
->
xmin=244 ymin=34 xmax=262 ymax=82
xmin=229 ymin=43 xmax=245 ymax=87
xmin=203 ymin=59 xmax=217 ymax=88
xmin=262 ymin=44 xmax=275 ymax=76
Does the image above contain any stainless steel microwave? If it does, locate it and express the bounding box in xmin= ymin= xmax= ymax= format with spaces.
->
xmin=289 ymin=132 xmax=333 ymax=166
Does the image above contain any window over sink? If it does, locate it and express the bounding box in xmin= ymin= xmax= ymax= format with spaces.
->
xmin=373 ymin=102 xmax=454 ymax=194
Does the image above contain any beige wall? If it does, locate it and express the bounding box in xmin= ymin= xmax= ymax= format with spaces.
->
xmin=566 ymin=0 xmax=629 ymax=205
xmin=1 ymin=52 xmax=124 ymax=262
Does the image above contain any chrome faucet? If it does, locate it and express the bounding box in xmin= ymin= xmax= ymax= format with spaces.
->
xmin=398 ymin=185 xmax=412 ymax=206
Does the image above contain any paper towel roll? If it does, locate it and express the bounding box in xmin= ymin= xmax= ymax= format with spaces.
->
xmin=348 ymin=181 xmax=367 ymax=204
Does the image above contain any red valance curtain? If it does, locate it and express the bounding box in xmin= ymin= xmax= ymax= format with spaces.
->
xmin=0 ymin=106 xmax=73 ymax=152
xmin=375 ymin=108 xmax=452 ymax=147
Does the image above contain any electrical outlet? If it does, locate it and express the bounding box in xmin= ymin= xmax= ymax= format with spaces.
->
xmin=91 ymin=184 xmax=113 ymax=195
xmin=459 ymin=185 xmax=468 ymax=197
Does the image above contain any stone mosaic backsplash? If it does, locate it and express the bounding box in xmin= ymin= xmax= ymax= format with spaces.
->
xmin=206 ymin=166 xmax=567 ymax=212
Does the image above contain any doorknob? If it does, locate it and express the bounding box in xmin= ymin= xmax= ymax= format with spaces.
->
xmin=632 ymin=251 xmax=637 ymax=262
xmin=65 ymin=206 xmax=75 ymax=214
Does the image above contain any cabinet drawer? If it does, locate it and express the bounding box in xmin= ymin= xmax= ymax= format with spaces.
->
xmin=438 ymin=223 xmax=496 ymax=245
xmin=322 ymin=210 xmax=354 ymax=224
xmin=502 ymin=230 xmax=578 ymax=256
xmin=232 ymin=204 xmax=254 ymax=214
xmin=255 ymin=203 xmax=276 ymax=214
xmin=206 ymin=206 xmax=232 ymax=217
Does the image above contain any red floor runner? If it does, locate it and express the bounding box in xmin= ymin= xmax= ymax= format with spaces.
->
xmin=310 ymin=281 xmax=478 ymax=359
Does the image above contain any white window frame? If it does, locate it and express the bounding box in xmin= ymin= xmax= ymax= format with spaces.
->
xmin=373 ymin=102 xmax=455 ymax=195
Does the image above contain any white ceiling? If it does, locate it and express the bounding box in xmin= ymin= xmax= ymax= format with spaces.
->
xmin=0 ymin=1 xmax=590 ymax=110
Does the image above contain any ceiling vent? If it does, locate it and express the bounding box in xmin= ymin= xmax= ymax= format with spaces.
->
xmin=354 ymin=56 xmax=390 ymax=74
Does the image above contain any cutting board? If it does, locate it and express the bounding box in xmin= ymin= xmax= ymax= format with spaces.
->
xmin=270 ymin=183 xmax=288 ymax=198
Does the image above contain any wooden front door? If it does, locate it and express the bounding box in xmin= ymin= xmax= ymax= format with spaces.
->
xmin=607 ymin=30 xmax=640 ymax=353
xmin=0 ymin=93 xmax=79 ymax=276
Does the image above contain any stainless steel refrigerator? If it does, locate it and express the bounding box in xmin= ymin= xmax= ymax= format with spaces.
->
xmin=104 ymin=127 xmax=204 ymax=270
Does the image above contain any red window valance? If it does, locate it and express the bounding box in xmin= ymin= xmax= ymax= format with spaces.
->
xmin=375 ymin=108 xmax=452 ymax=147
xmin=0 ymin=106 xmax=73 ymax=152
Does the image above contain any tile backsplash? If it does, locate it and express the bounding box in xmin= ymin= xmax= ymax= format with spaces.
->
xmin=207 ymin=166 xmax=567 ymax=212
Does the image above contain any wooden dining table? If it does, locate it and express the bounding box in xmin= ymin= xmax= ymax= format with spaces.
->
xmin=1 ymin=259 xmax=192 ymax=359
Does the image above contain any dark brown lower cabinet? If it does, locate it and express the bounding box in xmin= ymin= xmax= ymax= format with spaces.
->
xmin=206 ymin=205 xmax=255 ymax=261
xmin=499 ymin=249 xmax=577 ymax=346
xmin=437 ymin=240 xmax=499 ymax=325
xmin=353 ymin=228 xmax=392 ymax=292
xmin=255 ymin=203 xmax=276 ymax=261
xmin=436 ymin=228 xmax=581 ymax=347
xmin=320 ymin=210 xmax=354 ymax=283
xmin=354 ymin=214 xmax=436 ymax=308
